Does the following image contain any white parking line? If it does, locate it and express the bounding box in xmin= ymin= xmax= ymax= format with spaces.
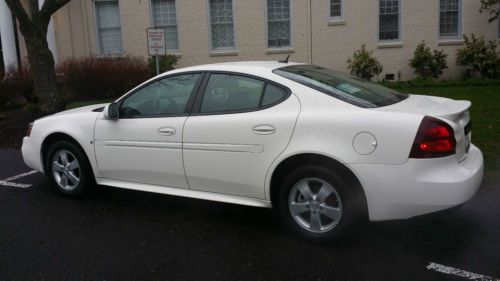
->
xmin=427 ymin=262 xmax=499 ymax=281
xmin=0 ymin=170 xmax=38 ymax=189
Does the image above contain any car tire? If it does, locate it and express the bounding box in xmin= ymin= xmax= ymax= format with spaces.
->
xmin=278 ymin=165 xmax=360 ymax=243
xmin=45 ymin=140 xmax=95 ymax=198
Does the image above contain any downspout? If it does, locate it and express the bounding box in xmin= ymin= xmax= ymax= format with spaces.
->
xmin=81 ymin=0 xmax=92 ymax=56
xmin=309 ymin=0 xmax=313 ymax=64
xmin=67 ymin=6 xmax=75 ymax=58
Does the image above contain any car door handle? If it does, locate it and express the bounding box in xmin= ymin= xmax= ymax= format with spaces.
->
xmin=157 ymin=127 xmax=176 ymax=136
xmin=252 ymin=124 xmax=276 ymax=135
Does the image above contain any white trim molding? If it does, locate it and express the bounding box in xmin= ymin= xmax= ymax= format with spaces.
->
xmin=378 ymin=0 xmax=402 ymax=43
xmin=438 ymin=0 xmax=463 ymax=40
xmin=265 ymin=47 xmax=294 ymax=54
xmin=207 ymin=0 xmax=237 ymax=51
xmin=265 ymin=0 xmax=293 ymax=49
xmin=328 ymin=0 xmax=344 ymax=22
xmin=93 ymin=0 xmax=124 ymax=56
xmin=150 ymin=0 xmax=181 ymax=52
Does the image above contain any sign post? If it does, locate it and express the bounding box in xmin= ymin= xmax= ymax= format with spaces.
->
xmin=147 ymin=28 xmax=166 ymax=75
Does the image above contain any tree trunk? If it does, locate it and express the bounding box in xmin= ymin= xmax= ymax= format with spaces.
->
xmin=24 ymin=33 xmax=65 ymax=114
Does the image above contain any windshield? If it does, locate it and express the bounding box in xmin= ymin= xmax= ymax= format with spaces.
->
xmin=273 ymin=65 xmax=408 ymax=108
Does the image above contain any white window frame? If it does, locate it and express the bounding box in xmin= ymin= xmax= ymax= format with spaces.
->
xmin=329 ymin=0 xmax=344 ymax=21
xmin=207 ymin=0 xmax=237 ymax=51
xmin=93 ymin=0 xmax=123 ymax=56
xmin=265 ymin=0 xmax=293 ymax=49
xmin=378 ymin=0 xmax=402 ymax=42
xmin=150 ymin=0 xmax=180 ymax=52
xmin=438 ymin=0 xmax=462 ymax=39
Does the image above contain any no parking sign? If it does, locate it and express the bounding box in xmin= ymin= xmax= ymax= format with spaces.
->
xmin=147 ymin=28 xmax=166 ymax=74
xmin=147 ymin=28 xmax=166 ymax=56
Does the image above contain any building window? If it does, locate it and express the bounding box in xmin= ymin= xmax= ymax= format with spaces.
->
xmin=95 ymin=1 xmax=123 ymax=55
xmin=152 ymin=0 xmax=179 ymax=51
xmin=330 ymin=0 xmax=342 ymax=19
xmin=267 ymin=0 xmax=291 ymax=48
xmin=379 ymin=0 xmax=400 ymax=41
xmin=209 ymin=0 xmax=235 ymax=50
xmin=439 ymin=0 xmax=461 ymax=37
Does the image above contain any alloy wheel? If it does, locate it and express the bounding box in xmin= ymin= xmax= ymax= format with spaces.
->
xmin=288 ymin=177 xmax=343 ymax=233
xmin=51 ymin=149 xmax=81 ymax=191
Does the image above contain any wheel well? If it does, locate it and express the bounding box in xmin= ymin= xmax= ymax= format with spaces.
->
xmin=41 ymin=133 xmax=89 ymax=175
xmin=270 ymin=153 xmax=368 ymax=220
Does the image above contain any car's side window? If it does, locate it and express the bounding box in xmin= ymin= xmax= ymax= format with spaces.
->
xmin=120 ymin=73 xmax=200 ymax=118
xmin=200 ymin=74 xmax=288 ymax=113
xmin=262 ymin=84 xmax=288 ymax=106
xmin=201 ymin=74 xmax=265 ymax=113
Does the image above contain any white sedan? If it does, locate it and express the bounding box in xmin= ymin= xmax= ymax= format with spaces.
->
xmin=22 ymin=61 xmax=483 ymax=241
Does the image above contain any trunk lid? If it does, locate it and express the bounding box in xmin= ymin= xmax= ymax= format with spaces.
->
xmin=377 ymin=94 xmax=472 ymax=162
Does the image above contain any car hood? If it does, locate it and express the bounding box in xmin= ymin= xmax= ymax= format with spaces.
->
xmin=376 ymin=94 xmax=471 ymax=120
xmin=52 ymin=103 xmax=110 ymax=116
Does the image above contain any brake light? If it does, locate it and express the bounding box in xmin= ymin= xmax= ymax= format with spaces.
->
xmin=409 ymin=116 xmax=456 ymax=158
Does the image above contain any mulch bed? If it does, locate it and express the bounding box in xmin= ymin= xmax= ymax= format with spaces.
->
xmin=0 ymin=109 xmax=43 ymax=148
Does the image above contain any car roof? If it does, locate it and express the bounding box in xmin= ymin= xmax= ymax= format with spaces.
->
xmin=163 ymin=61 xmax=304 ymax=77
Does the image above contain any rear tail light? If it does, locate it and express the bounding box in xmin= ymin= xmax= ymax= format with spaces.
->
xmin=409 ymin=116 xmax=456 ymax=158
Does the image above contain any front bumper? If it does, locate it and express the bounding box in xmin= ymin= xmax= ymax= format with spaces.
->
xmin=21 ymin=136 xmax=44 ymax=173
xmin=351 ymin=144 xmax=484 ymax=221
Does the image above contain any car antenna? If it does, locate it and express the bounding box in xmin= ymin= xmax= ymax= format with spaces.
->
xmin=279 ymin=54 xmax=291 ymax=63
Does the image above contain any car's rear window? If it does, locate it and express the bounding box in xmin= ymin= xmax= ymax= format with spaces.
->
xmin=273 ymin=65 xmax=408 ymax=108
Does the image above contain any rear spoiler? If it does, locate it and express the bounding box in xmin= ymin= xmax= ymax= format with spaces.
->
xmin=434 ymin=100 xmax=471 ymax=120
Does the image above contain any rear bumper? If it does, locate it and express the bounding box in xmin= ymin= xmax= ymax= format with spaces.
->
xmin=351 ymin=144 xmax=484 ymax=221
xmin=21 ymin=136 xmax=44 ymax=173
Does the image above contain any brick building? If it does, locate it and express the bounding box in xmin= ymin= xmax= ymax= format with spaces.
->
xmin=1 ymin=0 xmax=499 ymax=80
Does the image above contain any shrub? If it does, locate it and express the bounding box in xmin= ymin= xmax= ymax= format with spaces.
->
xmin=456 ymin=34 xmax=500 ymax=79
xmin=57 ymin=56 xmax=151 ymax=101
xmin=409 ymin=41 xmax=448 ymax=79
xmin=347 ymin=45 xmax=383 ymax=80
xmin=0 ymin=67 xmax=34 ymax=110
xmin=148 ymin=54 xmax=178 ymax=76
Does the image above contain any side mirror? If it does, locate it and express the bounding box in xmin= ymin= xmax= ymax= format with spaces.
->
xmin=103 ymin=102 xmax=119 ymax=120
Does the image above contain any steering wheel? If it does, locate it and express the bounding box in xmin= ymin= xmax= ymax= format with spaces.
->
xmin=210 ymin=88 xmax=230 ymax=103
xmin=153 ymin=95 xmax=181 ymax=114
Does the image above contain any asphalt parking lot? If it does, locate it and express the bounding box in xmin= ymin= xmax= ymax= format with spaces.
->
xmin=0 ymin=147 xmax=499 ymax=281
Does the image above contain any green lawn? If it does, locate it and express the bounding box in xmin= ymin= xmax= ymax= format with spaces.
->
xmin=67 ymin=85 xmax=500 ymax=174
xmin=396 ymin=85 xmax=500 ymax=175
